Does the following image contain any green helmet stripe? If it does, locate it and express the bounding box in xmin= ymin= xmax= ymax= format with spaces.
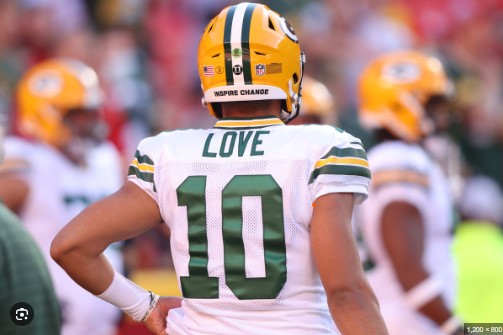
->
xmin=241 ymin=3 xmax=257 ymax=85
xmin=224 ymin=5 xmax=236 ymax=86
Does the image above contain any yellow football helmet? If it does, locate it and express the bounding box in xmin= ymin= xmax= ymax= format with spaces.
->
xmin=299 ymin=75 xmax=335 ymax=122
xmin=198 ymin=2 xmax=304 ymax=122
xmin=358 ymin=50 xmax=452 ymax=142
xmin=16 ymin=58 xmax=103 ymax=147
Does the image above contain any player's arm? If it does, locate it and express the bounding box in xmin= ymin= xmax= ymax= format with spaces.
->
xmin=381 ymin=201 xmax=462 ymax=335
xmin=0 ymin=168 xmax=29 ymax=213
xmin=311 ymin=192 xmax=388 ymax=334
xmin=51 ymin=181 xmax=181 ymax=333
xmin=51 ymin=181 xmax=161 ymax=293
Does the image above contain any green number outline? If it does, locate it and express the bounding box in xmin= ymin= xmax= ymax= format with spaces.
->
xmin=177 ymin=175 xmax=287 ymax=300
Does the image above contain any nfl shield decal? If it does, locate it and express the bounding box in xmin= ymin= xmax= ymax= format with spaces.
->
xmin=255 ymin=64 xmax=266 ymax=76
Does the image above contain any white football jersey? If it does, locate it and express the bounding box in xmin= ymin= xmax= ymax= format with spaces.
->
xmin=127 ymin=117 xmax=371 ymax=335
xmin=3 ymin=136 xmax=124 ymax=335
xmin=355 ymin=141 xmax=456 ymax=335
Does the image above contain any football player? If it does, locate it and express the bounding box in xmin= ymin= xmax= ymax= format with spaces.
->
xmin=287 ymin=75 xmax=336 ymax=125
xmin=51 ymin=3 xmax=388 ymax=335
xmin=0 ymin=115 xmax=61 ymax=335
xmin=355 ymin=50 xmax=463 ymax=335
xmin=0 ymin=58 xmax=124 ymax=335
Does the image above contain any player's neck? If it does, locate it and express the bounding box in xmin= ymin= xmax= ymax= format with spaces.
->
xmin=221 ymin=100 xmax=282 ymax=119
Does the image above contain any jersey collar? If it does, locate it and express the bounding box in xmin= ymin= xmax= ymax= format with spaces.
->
xmin=213 ymin=116 xmax=285 ymax=129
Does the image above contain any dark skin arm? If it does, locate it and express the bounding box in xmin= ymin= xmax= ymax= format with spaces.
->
xmin=51 ymin=181 xmax=181 ymax=334
xmin=381 ymin=202 xmax=461 ymax=334
xmin=311 ymin=193 xmax=388 ymax=334
xmin=0 ymin=173 xmax=29 ymax=213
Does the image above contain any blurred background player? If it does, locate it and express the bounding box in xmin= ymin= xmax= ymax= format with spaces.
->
xmin=0 ymin=115 xmax=60 ymax=335
xmin=0 ymin=58 xmax=124 ymax=335
xmin=421 ymin=83 xmax=466 ymax=204
xmin=288 ymin=75 xmax=336 ymax=125
xmin=355 ymin=50 xmax=463 ymax=335
xmin=453 ymin=175 xmax=503 ymax=323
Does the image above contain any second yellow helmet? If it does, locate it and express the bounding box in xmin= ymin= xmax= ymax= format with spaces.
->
xmin=301 ymin=76 xmax=335 ymax=120
xmin=16 ymin=58 xmax=103 ymax=147
xmin=358 ymin=50 xmax=452 ymax=142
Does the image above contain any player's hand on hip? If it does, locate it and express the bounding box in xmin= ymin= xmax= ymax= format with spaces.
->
xmin=144 ymin=296 xmax=182 ymax=335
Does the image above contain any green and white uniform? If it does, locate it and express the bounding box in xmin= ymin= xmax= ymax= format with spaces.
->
xmin=356 ymin=141 xmax=456 ymax=335
xmin=3 ymin=137 xmax=124 ymax=335
xmin=128 ymin=117 xmax=370 ymax=335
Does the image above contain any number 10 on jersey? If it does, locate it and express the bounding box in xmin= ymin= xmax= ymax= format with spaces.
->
xmin=176 ymin=175 xmax=287 ymax=300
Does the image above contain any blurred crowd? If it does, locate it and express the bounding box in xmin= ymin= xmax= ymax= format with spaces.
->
xmin=2 ymin=0 xmax=502 ymax=183
xmin=0 ymin=0 xmax=502 ymax=333
xmin=290 ymin=0 xmax=503 ymax=188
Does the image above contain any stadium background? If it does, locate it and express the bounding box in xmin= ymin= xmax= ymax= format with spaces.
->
xmin=0 ymin=0 xmax=502 ymax=334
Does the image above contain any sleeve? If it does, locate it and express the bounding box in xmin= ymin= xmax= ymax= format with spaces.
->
xmin=372 ymin=168 xmax=429 ymax=189
xmin=368 ymin=183 xmax=429 ymax=218
xmin=309 ymin=129 xmax=371 ymax=204
xmin=126 ymin=138 xmax=158 ymax=203
xmin=367 ymin=145 xmax=431 ymax=212
xmin=0 ymin=137 xmax=32 ymax=174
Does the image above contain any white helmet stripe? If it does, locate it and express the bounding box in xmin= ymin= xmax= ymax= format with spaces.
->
xmin=230 ymin=3 xmax=248 ymax=86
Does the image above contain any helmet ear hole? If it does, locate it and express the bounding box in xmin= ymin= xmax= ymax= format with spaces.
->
xmin=268 ymin=18 xmax=276 ymax=30
xmin=293 ymin=73 xmax=299 ymax=84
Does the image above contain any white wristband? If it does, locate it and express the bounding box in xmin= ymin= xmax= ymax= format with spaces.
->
xmin=97 ymin=270 xmax=159 ymax=322
xmin=404 ymin=276 xmax=443 ymax=310
xmin=440 ymin=316 xmax=461 ymax=335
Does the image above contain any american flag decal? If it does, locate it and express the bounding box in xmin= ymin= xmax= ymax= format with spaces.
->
xmin=203 ymin=65 xmax=215 ymax=76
